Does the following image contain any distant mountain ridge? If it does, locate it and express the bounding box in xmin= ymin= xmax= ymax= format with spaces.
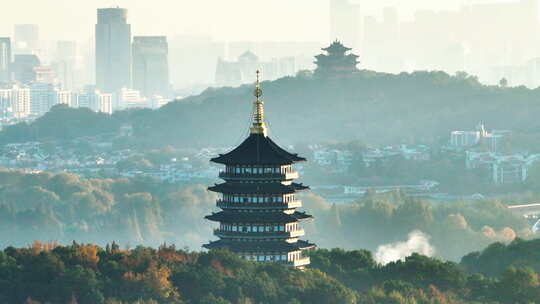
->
xmin=2 ymin=70 xmax=540 ymax=148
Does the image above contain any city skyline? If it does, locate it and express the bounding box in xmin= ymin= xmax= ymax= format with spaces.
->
xmin=0 ymin=0 xmax=481 ymax=43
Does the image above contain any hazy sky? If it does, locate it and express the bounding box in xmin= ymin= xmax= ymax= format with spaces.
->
xmin=0 ymin=0 xmax=482 ymax=43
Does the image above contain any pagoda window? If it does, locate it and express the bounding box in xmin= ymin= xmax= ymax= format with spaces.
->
xmin=281 ymin=254 xmax=287 ymax=261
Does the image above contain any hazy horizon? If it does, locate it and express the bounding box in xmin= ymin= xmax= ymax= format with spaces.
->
xmin=0 ymin=0 xmax=485 ymax=42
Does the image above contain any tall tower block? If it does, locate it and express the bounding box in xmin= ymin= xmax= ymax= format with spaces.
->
xmin=95 ymin=8 xmax=131 ymax=93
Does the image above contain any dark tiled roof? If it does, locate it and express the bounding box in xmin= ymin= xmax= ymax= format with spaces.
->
xmin=208 ymin=182 xmax=309 ymax=194
xmin=203 ymin=239 xmax=316 ymax=252
xmin=205 ymin=211 xmax=313 ymax=223
xmin=211 ymin=133 xmax=306 ymax=165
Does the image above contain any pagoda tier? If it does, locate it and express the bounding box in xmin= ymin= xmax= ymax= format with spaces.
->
xmin=205 ymin=239 xmax=316 ymax=252
xmin=322 ymin=40 xmax=352 ymax=54
xmin=205 ymin=239 xmax=316 ymax=268
xmin=208 ymin=182 xmax=309 ymax=194
xmin=203 ymin=71 xmax=316 ymax=268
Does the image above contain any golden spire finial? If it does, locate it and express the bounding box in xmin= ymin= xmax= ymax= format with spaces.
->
xmin=250 ymin=70 xmax=267 ymax=136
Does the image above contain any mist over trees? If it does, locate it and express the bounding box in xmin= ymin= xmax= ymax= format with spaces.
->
xmin=0 ymin=169 xmax=535 ymax=262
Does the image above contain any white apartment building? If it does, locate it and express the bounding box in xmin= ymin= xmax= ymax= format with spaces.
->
xmin=57 ymin=90 xmax=73 ymax=107
xmin=0 ymin=85 xmax=31 ymax=119
xmin=450 ymin=130 xmax=481 ymax=147
xmin=99 ymin=93 xmax=113 ymax=114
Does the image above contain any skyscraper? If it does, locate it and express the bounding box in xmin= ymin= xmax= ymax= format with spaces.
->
xmin=30 ymin=82 xmax=58 ymax=116
xmin=54 ymin=41 xmax=77 ymax=90
xmin=95 ymin=8 xmax=131 ymax=93
xmin=12 ymin=54 xmax=40 ymax=84
xmin=0 ymin=38 xmax=11 ymax=83
xmin=132 ymin=36 xmax=169 ymax=98
xmin=14 ymin=24 xmax=39 ymax=54
xmin=330 ymin=0 xmax=360 ymax=50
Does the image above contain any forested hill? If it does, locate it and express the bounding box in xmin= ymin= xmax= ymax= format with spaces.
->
xmin=2 ymin=70 xmax=540 ymax=147
xmin=131 ymin=70 xmax=540 ymax=147
xmin=4 ymin=239 xmax=540 ymax=303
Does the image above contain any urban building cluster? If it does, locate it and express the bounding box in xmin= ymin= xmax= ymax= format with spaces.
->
xmin=331 ymin=0 xmax=540 ymax=87
xmin=311 ymin=122 xmax=540 ymax=186
xmin=449 ymin=123 xmax=539 ymax=185
xmin=466 ymin=152 xmax=540 ymax=185
xmin=215 ymin=51 xmax=296 ymax=87
xmin=312 ymin=144 xmax=430 ymax=173
xmin=0 ymin=8 xmax=172 ymax=126
xmin=0 ymin=140 xmax=221 ymax=182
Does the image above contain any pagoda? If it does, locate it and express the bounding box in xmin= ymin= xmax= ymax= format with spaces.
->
xmin=204 ymin=71 xmax=315 ymax=268
xmin=314 ymin=40 xmax=359 ymax=78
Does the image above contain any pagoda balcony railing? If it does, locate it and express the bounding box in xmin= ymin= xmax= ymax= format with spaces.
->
xmin=219 ymin=171 xmax=299 ymax=181
xmin=214 ymin=229 xmax=305 ymax=239
xmin=216 ymin=199 xmax=302 ymax=209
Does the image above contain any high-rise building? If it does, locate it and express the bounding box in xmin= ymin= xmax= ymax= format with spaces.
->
xmin=57 ymin=90 xmax=74 ymax=107
xmin=12 ymin=54 xmax=40 ymax=84
xmin=95 ymin=8 xmax=131 ymax=93
xmin=99 ymin=93 xmax=113 ymax=114
xmin=116 ymin=87 xmax=145 ymax=110
xmin=54 ymin=41 xmax=77 ymax=90
xmin=14 ymin=86 xmax=30 ymax=118
xmin=34 ymin=66 xmax=57 ymax=84
xmin=0 ymin=85 xmax=31 ymax=119
xmin=77 ymin=86 xmax=98 ymax=110
xmin=204 ymin=72 xmax=315 ymax=268
xmin=30 ymin=82 xmax=59 ymax=116
xmin=0 ymin=38 xmax=11 ymax=83
xmin=14 ymin=24 xmax=39 ymax=54
xmin=216 ymin=51 xmax=297 ymax=87
xmin=169 ymin=35 xmax=226 ymax=89
xmin=0 ymin=88 xmax=14 ymax=118
xmin=132 ymin=36 xmax=169 ymax=98
xmin=330 ymin=0 xmax=360 ymax=50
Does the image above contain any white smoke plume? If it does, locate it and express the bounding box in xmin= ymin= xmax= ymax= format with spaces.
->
xmin=375 ymin=230 xmax=435 ymax=265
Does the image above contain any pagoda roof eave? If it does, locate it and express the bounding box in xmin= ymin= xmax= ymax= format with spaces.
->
xmin=211 ymin=133 xmax=306 ymax=166
xmin=205 ymin=211 xmax=313 ymax=223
